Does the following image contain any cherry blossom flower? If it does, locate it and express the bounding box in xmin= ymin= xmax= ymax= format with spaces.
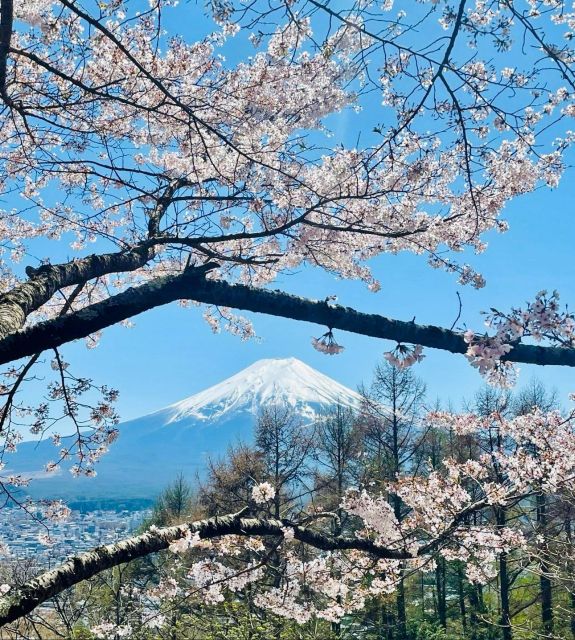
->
xmin=464 ymin=291 xmax=575 ymax=385
xmin=252 ymin=481 xmax=276 ymax=504
xmin=168 ymin=531 xmax=207 ymax=554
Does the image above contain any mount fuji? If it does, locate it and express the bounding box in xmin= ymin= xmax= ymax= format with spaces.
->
xmin=7 ymin=358 xmax=362 ymax=501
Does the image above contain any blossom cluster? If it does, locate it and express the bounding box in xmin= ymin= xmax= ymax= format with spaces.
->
xmin=464 ymin=291 xmax=575 ymax=386
xmin=311 ymin=330 xmax=345 ymax=355
xmin=252 ymin=481 xmax=276 ymax=504
xmin=383 ymin=344 xmax=425 ymax=369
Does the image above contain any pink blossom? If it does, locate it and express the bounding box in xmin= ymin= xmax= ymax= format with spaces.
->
xmin=252 ymin=481 xmax=276 ymax=504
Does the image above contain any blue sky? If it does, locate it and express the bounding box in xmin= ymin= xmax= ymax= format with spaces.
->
xmin=12 ymin=2 xmax=575 ymax=434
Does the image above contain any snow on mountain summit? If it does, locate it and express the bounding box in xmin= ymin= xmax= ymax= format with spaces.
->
xmin=160 ymin=357 xmax=362 ymax=423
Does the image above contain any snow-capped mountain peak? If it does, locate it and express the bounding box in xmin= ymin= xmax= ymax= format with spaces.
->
xmin=10 ymin=358 xmax=363 ymax=500
xmin=161 ymin=357 xmax=361 ymax=423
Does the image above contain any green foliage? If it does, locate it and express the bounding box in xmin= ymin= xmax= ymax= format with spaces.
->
xmin=408 ymin=621 xmax=461 ymax=640
xmin=68 ymin=627 xmax=96 ymax=640
xmin=147 ymin=473 xmax=195 ymax=527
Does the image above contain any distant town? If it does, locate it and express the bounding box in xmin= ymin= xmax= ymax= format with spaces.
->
xmin=2 ymin=506 xmax=151 ymax=566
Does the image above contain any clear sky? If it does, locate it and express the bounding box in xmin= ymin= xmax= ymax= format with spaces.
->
xmin=12 ymin=2 xmax=575 ymax=435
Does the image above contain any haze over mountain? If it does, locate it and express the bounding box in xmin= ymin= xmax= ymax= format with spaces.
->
xmin=7 ymin=358 xmax=362 ymax=501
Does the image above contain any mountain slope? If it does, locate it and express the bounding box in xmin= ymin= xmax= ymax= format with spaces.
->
xmin=6 ymin=358 xmax=362 ymax=500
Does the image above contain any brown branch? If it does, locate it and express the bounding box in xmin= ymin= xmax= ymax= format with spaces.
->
xmin=0 ymin=490 xmax=544 ymax=625
xmin=0 ymin=269 xmax=573 ymax=368
xmin=0 ymin=175 xmax=197 ymax=342
xmin=0 ymin=0 xmax=13 ymax=106
xmin=0 ymin=509 xmax=408 ymax=626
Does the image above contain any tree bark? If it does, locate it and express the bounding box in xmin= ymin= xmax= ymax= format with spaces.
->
xmin=0 ymin=248 xmax=152 ymax=341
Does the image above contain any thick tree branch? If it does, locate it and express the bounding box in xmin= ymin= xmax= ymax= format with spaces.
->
xmin=0 ymin=269 xmax=573 ymax=367
xmin=0 ymin=0 xmax=13 ymax=106
xmin=0 ymin=248 xmax=152 ymax=341
xmin=0 ymin=509 xmax=408 ymax=626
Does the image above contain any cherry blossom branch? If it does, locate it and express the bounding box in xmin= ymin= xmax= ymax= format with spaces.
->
xmin=0 ymin=174 xmax=197 ymax=342
xmin=0 ymin=509 xmax=409 ymax=626
xmin=502 ymin=1 xmax=575 ymax=92
xmin=0 ymin=271 xmax=574 ymax=368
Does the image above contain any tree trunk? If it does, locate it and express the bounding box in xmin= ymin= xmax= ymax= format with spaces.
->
xmin=537 ymin=494 xmax=553 ymax=636
xmin=468 ymin=584 xmax=486 ymax=640
xmin=396 ymin=565 xmax=407 ymax=640
xmin=378 ymin=601 xmax=394 ymax=640
xmin=564 ymin=512 xmax=575 ymax=639
xmin=496 ymin=507 xmax=512 ymax=640
xmin=392 ymin=493 xmax=407 ymax=639
xmin=420 ymin=572 xmax=426 ymax=619
xmin=499 ymin=552 xmax=512 ymax=640
xmin=457 ymin=563 xmax=467 ymax=633
xmin=540 ymin=572 xmax=553 ymax=636
xmin=435 ymin=556 xmax=447 ymax=629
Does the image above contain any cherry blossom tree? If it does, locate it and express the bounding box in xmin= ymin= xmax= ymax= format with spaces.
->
xmin=2 ymin=0 xmax=575 ymax=631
